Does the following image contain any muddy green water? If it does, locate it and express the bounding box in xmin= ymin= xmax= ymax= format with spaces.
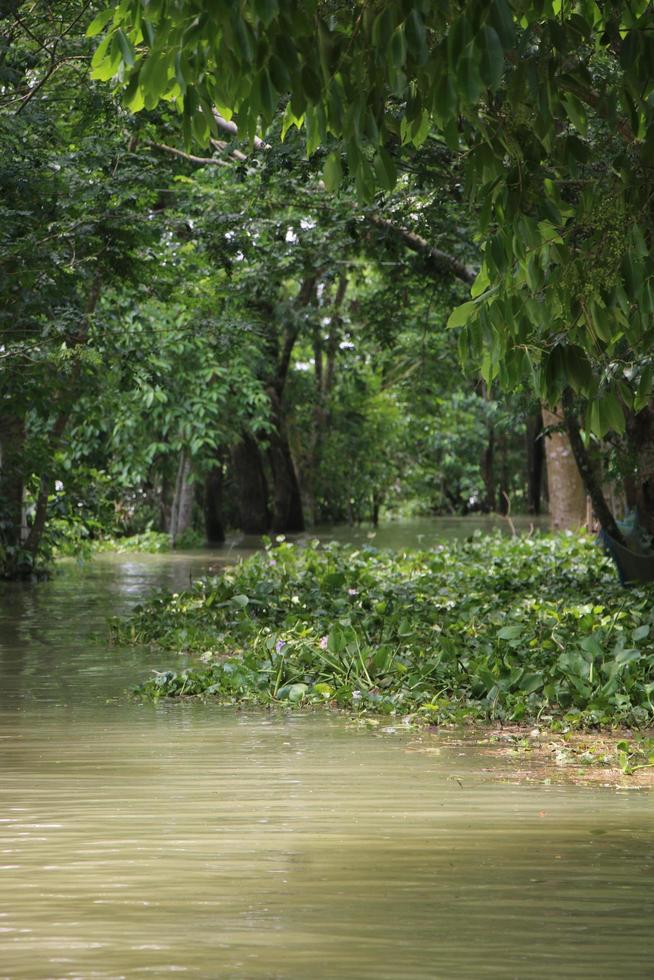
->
xmin=1 ymin=528 xmax=653 ymax=979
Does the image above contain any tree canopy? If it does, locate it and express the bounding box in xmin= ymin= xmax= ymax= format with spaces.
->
xmin=93 ymin=0 xmax=654 ymax=428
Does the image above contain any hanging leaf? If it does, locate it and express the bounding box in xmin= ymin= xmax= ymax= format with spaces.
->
xmin=478 ymin=26 xmax=504 ymax=90
xmin=323 ymin=151 xmax=343 ymax=191
xmin=447 ymin=300 xmax=478 ymax=328
xmin=86 ymin=8 xmax=114 ymax=37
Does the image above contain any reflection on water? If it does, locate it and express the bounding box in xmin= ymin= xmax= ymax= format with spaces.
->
xmin=0 ymin=518 xmax=652 ymax=978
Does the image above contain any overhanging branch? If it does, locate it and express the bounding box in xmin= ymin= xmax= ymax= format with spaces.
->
xmin=367 ymin=213 xmax=476 ymax=286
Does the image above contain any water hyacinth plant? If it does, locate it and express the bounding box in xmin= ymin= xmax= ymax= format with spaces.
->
xmin=115 ymin=535 xmax=654 ymax=728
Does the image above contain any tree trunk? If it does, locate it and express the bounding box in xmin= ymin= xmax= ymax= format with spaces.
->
xmin=230 ymin=434 xmax=270 ymax=534
xmin=526 ymin=409 xmax=544 ymax=514
xmin=204 ymin=463 xmax=225 ymax=544
xmin=561 ymin=390 xmax=625 ymax=545
xmin=625 ymin=400 xmax=654 ymax=538
xmin=542 ymin=405 xmax=587 ymax=531
xmin=259 ymin=276 xmax=318 ymax=533
xmin=267 ymin=391 xmax=304 ymax=532
xmin=480 ymin=428 xmax=496 ymax=512
xmin=306 ymin=274 xmax=347 ymax=525
xmin=169 ymin=451 xmax=194 ymax=546
xmin=0 ymin=413 xmax=26 ymax=575
xmin=497 ymin=433 xmax=510 ymax=515
xmin=371 ymin=491 xmax=382 ymax=527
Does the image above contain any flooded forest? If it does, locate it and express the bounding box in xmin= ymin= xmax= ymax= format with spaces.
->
xmin=2 ymin=2 xmax=654 ymax=977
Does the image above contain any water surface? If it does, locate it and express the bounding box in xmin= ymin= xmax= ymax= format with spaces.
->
xmin=0 ymin=524 xmax=652 ymax=979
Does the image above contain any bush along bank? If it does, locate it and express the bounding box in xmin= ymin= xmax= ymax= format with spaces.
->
xmin=114 ymin=534 xmax=654 ymax=728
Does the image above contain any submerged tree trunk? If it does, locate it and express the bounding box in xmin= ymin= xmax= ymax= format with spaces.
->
xmin=0 ymin=413 xmax=27 ymax=575
xmin=230 ymin=434 xmax=270 ymax=534
xmin=204 ymin=462 xmax=225 ymax=544
xmin=169 ymin=451 xmax=194 ymax=546
xmin=542 ymin=405 xmax=587 ymax=531
xmin=526 ymin=409 xmax=545 ymax=514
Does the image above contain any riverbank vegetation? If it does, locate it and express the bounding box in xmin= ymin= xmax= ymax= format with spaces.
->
xmin=115 ymin=534 xmax=654 ymax=730
xmin=3 ymin=3 xmax=654 ymax=735
xmin=4 ymin=2 xmax=654 ymax=578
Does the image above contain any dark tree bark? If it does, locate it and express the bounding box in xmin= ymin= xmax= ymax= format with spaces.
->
xmin=478 ymin=382 xmax=495 ymax=512
xmin=230 ymin=434 xmax=270 ymax=534
xmin=0 ymin=412 xmax=27 ymax=573
xmin=257 ymin=274 xmax=318 ymax=533
xmin=625 ymin=400 xmax=654 ymax=537
xmin=561 ymin=389 xmax=625 ymax=544
xmin=168 ymin=451 xmax=194 ymax=546
xmin=526 ymin=409 xmax=544 ymax=514
xmin=481 ymin=429 xmax=496 ymax=512
xmin=367 ymin=214 xmax=476 ymax=285
xmin=204 ymin=462 xmax=225 ymax=544
xmin=497 ymin=433 xmax=510 ymax=515
xmin=306 ymin=274 xmax=347 ymax=524
xmin=267 ymin=389 xmax=305 ymax=532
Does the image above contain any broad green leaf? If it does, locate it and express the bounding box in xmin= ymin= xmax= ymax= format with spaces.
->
xmin=478 ymin=26 xmax=504 ymax=90
xmin=497 ymin=625 xmax=523 ymax=639
xmin=115 ymin=29 xmax=135 ymax=68
xmin=373 ymin=147 xmax=396 ymax=190
xmin=447 ymin=300 xmax=478 ymax=328
xmin=86 ymin=8 xmax=114 ymax=37
xmin=323 ymin=151 xmax=343 ymax=191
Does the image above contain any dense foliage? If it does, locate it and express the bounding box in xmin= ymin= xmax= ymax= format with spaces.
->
xmin=91 ymin=0 xmax=654 ymax=541
xmin=1 ymin=1 xmax=542 ymax=577
xmin=117 ymin=535 xmax=654 ymax=728
xmin=96 ymin=0 xmax=654 ymax=420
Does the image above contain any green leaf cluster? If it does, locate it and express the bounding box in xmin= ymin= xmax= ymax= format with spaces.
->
xmin=117 ymin=535 xmax=654 ymax=728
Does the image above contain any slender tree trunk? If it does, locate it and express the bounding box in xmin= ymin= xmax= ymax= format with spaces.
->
xmin=625 ymin=400 xmax=654 ymax=538
xmin=204 ymin=462 xmax=225 ymax=544
xmin=371 ymin=491 xmax=382 ymax=527
xmin=0 ymin=413 xmax=26 ymax=574
xmin=542 ymin=404 xmax=587 ymax=531
xmin=230 ymin=434 xmax=270 ymax=534
xmin=306 ymin=324 xmax=324 ymax=525
xmin=497 ymin=433 xmax=510 ymax=514
xmin=169 ymin=451 xmax=194 ymax=546
xmin=526 ymin=409 xmax=544 ymax=514
xmin=561 ymin=390 xmax=626 ymax=545
xmin=480 ymin=429 xmax=496 ymax=512
xmin=306 ymin=275 xmax=347 ymax=525
xmin=158 ymin=467 xmax=173 ymax=533
xmin=478 ymin=381 xmax=495 ymax=512
xmin=260 ymin=275 xmax=317 ymax=534
xmin=267 ymin=390 xmax=304 ymax=532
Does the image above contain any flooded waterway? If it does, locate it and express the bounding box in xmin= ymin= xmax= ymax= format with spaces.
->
xmin=1 ymin=521 xmax=653 ymax=978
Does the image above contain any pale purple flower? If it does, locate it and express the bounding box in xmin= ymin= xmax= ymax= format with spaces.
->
xmin=319 ymin=636 xmax=329 ymax=649
xmin=275 ymin=639 xmax=286 ymax=653
xmin=348 ymin=588 xmax=358 ymax=596
xmin=352 ymin=690 xmax=362 ymax=700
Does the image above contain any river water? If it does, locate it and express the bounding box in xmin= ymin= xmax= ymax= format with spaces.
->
xmin=1 ymin=524 xmax=653 ymax=978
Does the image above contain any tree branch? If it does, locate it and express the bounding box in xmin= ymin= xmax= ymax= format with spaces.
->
xmin=367 ymin=213 xmax=476 ymax=285
xmin=146 ymin=141 xmax=232 ymax=167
